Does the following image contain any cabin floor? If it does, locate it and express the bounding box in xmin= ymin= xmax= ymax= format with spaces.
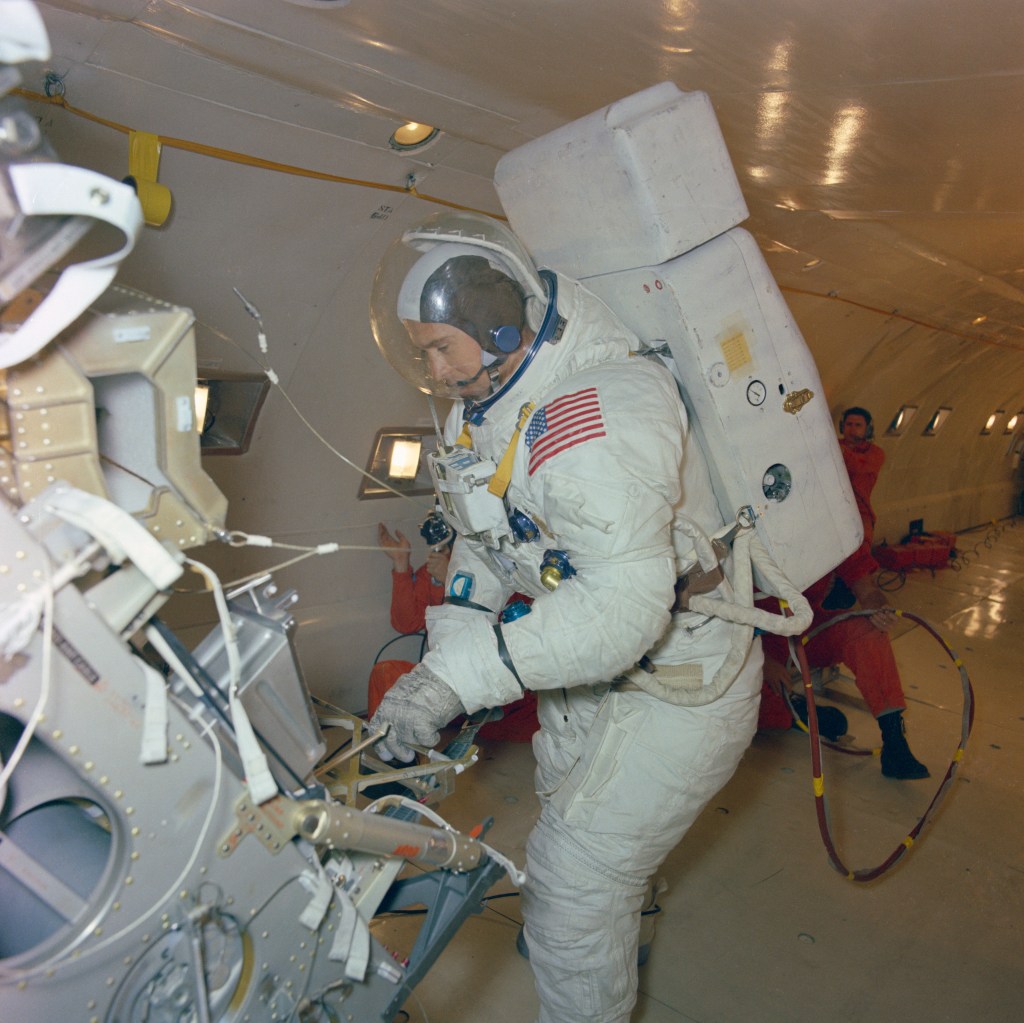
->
xmin=369 ymin=519 xmax=1024 ymax=1023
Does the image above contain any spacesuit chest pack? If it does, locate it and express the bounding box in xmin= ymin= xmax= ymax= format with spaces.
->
xmin=429 ymin=417 xmax=563 ymax=590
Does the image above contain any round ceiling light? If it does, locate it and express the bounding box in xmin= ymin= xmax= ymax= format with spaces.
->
xmin=389 ymin=122 xmax=440 ymax=151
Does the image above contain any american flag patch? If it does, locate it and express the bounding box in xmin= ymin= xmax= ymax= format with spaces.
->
xmin=525 ymin=387 xmax=606 ymax=476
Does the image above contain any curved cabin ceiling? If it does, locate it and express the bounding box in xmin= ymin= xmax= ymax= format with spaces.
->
xmin=31 ymin=0 xmax=1024 ymax=340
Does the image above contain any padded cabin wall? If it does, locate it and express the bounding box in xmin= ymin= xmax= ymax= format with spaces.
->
xmin=784 ymin=291 xmax=1024 ymax=543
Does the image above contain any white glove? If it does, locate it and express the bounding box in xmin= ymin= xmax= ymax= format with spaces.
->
xmin=369 ymin=664 xmax=465 ymax=761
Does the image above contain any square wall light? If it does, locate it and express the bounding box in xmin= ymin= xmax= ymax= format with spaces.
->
xmin=358 ymin=426 xmax=437 ymax=499
xmin=197 ymin=375 xmax=270 ymax=455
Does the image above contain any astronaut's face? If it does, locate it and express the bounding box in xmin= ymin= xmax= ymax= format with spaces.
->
xmin=404 ymin=320 xmax=491 ymax=398
xmin=841 ymin=414 xmax=869 ymax=444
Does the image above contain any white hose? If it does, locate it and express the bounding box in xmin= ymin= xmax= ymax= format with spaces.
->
xmin=184 ymin=558 xmax=278 ymax=805
xmin=689 ymin=532 xmax=812 ymax=635
xmin=626 ymin=526 xmax=813 ymax=708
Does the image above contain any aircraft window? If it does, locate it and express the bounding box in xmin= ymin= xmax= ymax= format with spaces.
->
xmin=980 ymin=410 xmax=1005 ymax=435
xmin=922 ymin=407 xmax=952 ymax=436
xmin=197 ymin=375 xmax=271 ymax=455
xmin=885 ymin=404 xmax=918 ymax=436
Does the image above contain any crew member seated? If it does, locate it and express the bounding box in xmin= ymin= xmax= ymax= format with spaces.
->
xmin=757 ymin=566 xmax=930 ymax=779
xmin=757 ymin=403 xmax=929 ymax=779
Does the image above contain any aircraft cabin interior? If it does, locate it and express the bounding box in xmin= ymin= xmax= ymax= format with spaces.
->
xmin=0 ymin=2 xmax=1021 ymax=1022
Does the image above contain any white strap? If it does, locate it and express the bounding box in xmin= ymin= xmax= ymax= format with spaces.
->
xmin=297 ymin=866 xmax=334 ymax=930
xmin=330 ymin=892 xmax=371 ymax=981
xmin=227 ymin=682 xmax=277 ymax=804
xmin=1 ymin=164 xmax=142 ymax=369
xmin=43 ymin=485 xmax=183 ymax=590
xmin=185 ymin=557 xmax=278 ymax=806
xmin=0 ymin=536 xmax=103 ymax=658
xmin=138 ymin=661 xmax=169 ymax=764
xmin=0 ymin=593 xmax=43 ymax=659
xmin=0 ymin=1 xmax=51 ymax=62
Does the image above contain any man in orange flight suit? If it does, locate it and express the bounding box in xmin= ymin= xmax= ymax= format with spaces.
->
xmin=758 ymin=407 xmax=930 ymax=779
xmin=838 ymin=405 xmax=886 ymax=576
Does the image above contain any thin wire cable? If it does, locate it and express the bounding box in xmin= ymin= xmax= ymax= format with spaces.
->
xmin=410 ymin=987 xmax=430 ymax=1023
xmin=229 ymin=287 xmax=438 ymax=511
xmin=171 ymin=539 xmax=397 ymax=593
xmin=224 ymin=550 xmax=320 ymax=590
xmin=271 ymin=382 xmax=434 ymax=508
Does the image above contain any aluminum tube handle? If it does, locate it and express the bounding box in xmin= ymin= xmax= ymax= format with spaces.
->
xmin=292 ymin=800 xmax=484 ymax=872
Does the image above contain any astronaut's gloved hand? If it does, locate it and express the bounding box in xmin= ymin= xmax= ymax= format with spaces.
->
xmin=369 ymin=664 xmax=465 ymax=761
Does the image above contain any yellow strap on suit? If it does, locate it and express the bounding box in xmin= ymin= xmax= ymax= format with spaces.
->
xmin=487 ymin=402 xmax=536 ymax=498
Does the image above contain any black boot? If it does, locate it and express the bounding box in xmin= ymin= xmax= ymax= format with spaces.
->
xmin=791 ymin=695 xmax=848 ymax=742
xmin=878 ymin=710 xmax=930 ymax=779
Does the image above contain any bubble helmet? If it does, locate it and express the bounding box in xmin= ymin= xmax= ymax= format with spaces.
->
xmin=369 ymin=211 xmax=556 ymax=414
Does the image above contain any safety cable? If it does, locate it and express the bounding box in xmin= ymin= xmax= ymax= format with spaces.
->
xmin=13 ymin=88 xmax=504 ymax=219
xmin=167 ymin=285 xmax=440 ymax=594
xmin=788 ymin=608 xmax=974 ymax=882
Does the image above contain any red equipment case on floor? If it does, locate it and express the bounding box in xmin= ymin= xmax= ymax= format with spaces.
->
xmin=873 ymin=531 xmax=956 ymax=571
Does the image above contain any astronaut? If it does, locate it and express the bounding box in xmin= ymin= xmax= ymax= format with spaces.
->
xmin=368 ymin=211 xmax=763 ymax=1023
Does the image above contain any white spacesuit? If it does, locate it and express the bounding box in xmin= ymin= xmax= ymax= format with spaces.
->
xmin=369 ymin=211 xmax=763 ymax=1023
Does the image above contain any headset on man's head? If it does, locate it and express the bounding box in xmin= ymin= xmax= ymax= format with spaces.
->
xmin=839 ymin=406 xmax=874 ymax=440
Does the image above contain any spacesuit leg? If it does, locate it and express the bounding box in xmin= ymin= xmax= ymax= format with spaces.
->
xmin=521 ymin=648 xmax=761 ymax=1023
